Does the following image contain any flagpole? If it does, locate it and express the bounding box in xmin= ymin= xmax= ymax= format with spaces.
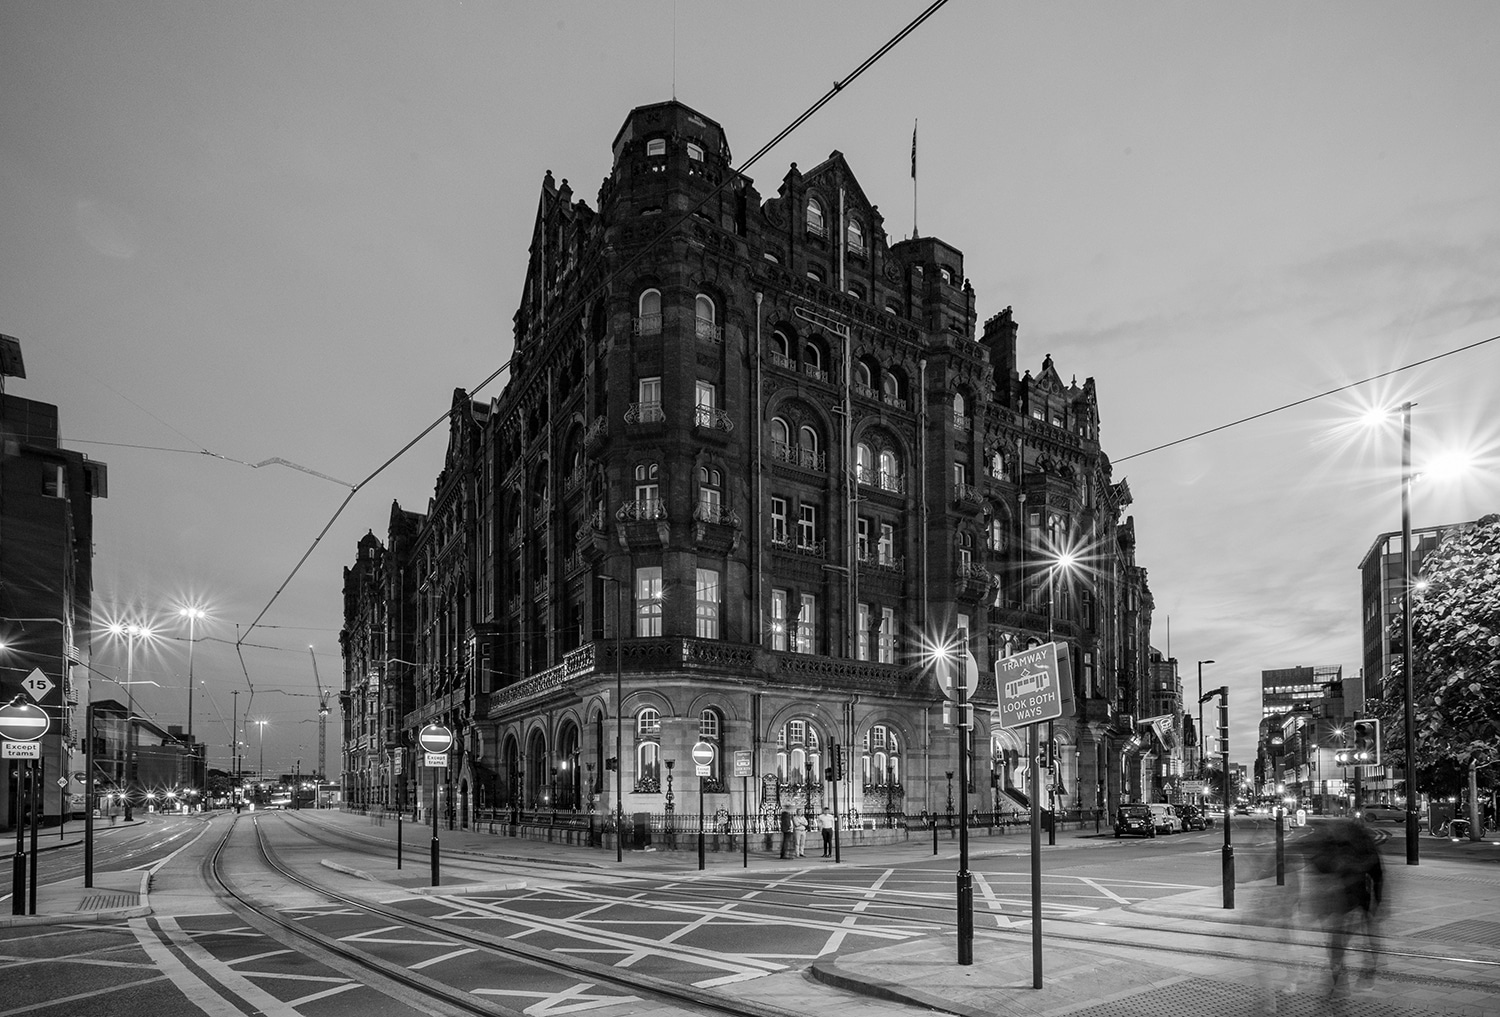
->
xmin=911 ymin=119 xmax=918 ymax=238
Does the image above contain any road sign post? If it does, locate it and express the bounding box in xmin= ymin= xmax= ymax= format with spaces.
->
xmin=992 ymin=643 xmax=1068 ymax=988
xmin=733 ymin=750 xmax=753 ymax=869
xmin=418 ymin=724 xmax=453 ymax=887
xmin=692 ymin=741 xmax=714 ymax=871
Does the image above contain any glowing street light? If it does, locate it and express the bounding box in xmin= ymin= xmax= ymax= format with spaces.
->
xmin=106 ymin=621 xmax=155 ymax=821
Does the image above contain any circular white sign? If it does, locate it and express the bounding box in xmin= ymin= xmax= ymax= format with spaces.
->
xmin=691 ymin=741 xmax=715 ymax=766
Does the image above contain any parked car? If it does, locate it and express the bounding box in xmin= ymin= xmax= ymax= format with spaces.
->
xmin=1148 ymin=803 xmax=1182 ymax=834
xmin=1359 ymin=804 xmax=1405 ymax=823
xmin=1178 ymin=804 xmax=1209 ymax=831
xmin=1115 ymin=803 xmax=1156 ymax=838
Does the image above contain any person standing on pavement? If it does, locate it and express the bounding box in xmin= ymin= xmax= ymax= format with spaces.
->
xmin=779 ymin=808 xmax=794 ymax=858
xmin=793 ymin=812 xmax=808 ymax=857
xmin=818 ymin=808 xmax=835 ymax=856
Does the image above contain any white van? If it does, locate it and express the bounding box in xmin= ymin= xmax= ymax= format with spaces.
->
xmin=1147 ymin=803 xmax=1181 ymax=834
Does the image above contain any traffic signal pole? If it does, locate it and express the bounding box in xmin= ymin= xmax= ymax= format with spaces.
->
xmin=1201 ymin=686 xmax=1233 ymax=909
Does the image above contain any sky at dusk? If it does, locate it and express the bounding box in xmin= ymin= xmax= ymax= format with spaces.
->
xmin=3 ymin=2 xmax=1497 ymax=775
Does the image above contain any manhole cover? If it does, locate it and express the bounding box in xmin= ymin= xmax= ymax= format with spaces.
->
xmin=78 ymin=893 xmax=137 ymax=911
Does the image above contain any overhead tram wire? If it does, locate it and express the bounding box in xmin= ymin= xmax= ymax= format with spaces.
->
xmin=238 ymin=0 xmax=953 ymax=645
xmin=1115 ymin=333 xmax=1500 ymax=463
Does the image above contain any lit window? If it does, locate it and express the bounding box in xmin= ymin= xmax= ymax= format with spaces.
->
xmin=857 ymin=443 xmax=874 ymax=484
xmin=634 ymin=462 xmax=660 ymax=517
xmin=686 ymin=142 xmax=703 ymax=161
xmin=637 ymin=708 xmax=661 ymax=736
xmin=635 ymin=566 xmax=663 ymax=636
xmin=798 ymin=503 xmax=818 ymax=548
xmin=695 ymin=568 xmax=721 ymax=639
xmin=700 ymin=709 xmax=720 ymax=741
xmin=770 ymin=496 xmax=788 ymax=542
xmin=878 ymin=523 xmax=895 ymax=564
xmin=698 ymin=465 xmax=722 ymax=519
xmin=770 ymin=589 xmax=789 ymax=651
xmin=879 ymin=607 xmax=896 ymax=663
xmin=646 ymin=138 xmax=666 ymax=158
xmin=796 ymin=594 xmax=817 ymax=654
xmin=695 ymin=380 xmax=717 ymax=427
xmin=636 ymin=289 xmax=662 ymax=335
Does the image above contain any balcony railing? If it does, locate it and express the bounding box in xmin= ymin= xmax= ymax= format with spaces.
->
xmin=807 ymin=221 xmax=828 ymax=239
xmin=857 ymin=466 xmax=906 ymax=494
xmin=952 ymin=411 xmax=971 ymax=430
xmin=563 ymin=468 xmax=587 ymax=494
xmin=768 ymin=440 xmax=825 ymax=471
xmin=624 ymin=402 xmax=665 ymax=424
xmin=882 ymin=392 xmax=907 ymax=410
xmin=858 ymin=549 xmax=905 ymax=574
xmin=767 ymin=350 xmax=794 ymax=371
xmin=693 ymin=406 xmax=734 ymax=432
xmin=633 ymin=313 xmax=662 ymax=336
xmin=694 ymin=318 xmax=723 ymax=343
xmin=853 ymin=382 xmax=879 ymax=402
xmin=954 ymin=482 xmax=984 ymax=505
xmin=958 ymin=561 xmax=996 ymax=586
xmin=803 ymin=364 xmax=829 ymax=383
xmin=617 ymin=499 xmax=667 ymax=522
xmin=692 ymin=501 xmax=736 ymax=525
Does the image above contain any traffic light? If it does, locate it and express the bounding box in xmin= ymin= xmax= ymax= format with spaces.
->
xmin=824 ymin=766 xmax=835 ymax=782
xmin=1333 ymin=747 xmax=1352 ymax=766
xmin=834 ymin=745 xmax=845 ymax=781
xmin=1213 ymin=700 xmax=1229 ymax=756
xmin=1351 ymin=719 xmax=1382 ymax=766
xmin=604 ymin=757 xmax=618 ymax=772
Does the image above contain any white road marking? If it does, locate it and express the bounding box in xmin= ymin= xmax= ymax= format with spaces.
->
xmin=474 ymin=981 xmax=640 ymax=1015
xmin=409 ymin=947 xmax=476 ymax=970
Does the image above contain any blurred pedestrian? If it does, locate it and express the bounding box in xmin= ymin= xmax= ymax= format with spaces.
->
xmin=778 ymin=808 xmax=793 ymax=858
xmin=1301 ymin=818 xmax=1383 ymax=994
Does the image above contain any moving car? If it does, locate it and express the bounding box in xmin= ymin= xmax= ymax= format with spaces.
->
xmin=1359 ymin=804 xmax=1405 ymax=823
xmin=1148 ymin=803 xmax=1182 ymax=834
xmin=1115 ymin=803 xmax=1156 ymax=838
xmin=1178 ymin=804 xmax=1209 ymax=831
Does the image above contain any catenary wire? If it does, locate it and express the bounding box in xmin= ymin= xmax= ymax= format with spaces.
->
xmin=1115 ymin=333 xmax=1500 ymax=463
xmin=237 ymin=0 xmax=953 ymax=646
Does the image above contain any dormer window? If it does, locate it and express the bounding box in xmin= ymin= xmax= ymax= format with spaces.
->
xmin=686 ymin=142 xmax=704 ymax=161
xmin=939 ymin=266 xmax=953 ymax=285
xmin=846 ymin=218 xmax=866 ymax=256
xmin=806 ymin=197 xmax=826 ymax=238
xmin=646 ymin=138 xmax=666 ymax=158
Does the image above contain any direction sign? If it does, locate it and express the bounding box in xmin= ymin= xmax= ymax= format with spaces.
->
xmin=0 ymin=699 xmax=49 ymax=742
xmin=939 ymin=650 xmax=981 ymax=702
xmin=418 ymin=724 xmax=454 ymax=754
xmin=994 ymin=642 xmax=1065 ymax=729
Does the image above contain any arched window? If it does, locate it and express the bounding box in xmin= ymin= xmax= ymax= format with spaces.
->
xmin=646 ymin=137 xmax=666 ymax=158
xmin=699 ymin=708 xmax=724 ymax=780
xmin=695 ymin=296 xmax=719 ymax=342
xmin=863 ymin=724 xmax=902 ymax=786
xmin=856 ymin=361 xmax=873 ymax=389
xmin=879 ymin=449 xmax=901 ymax=492
xmin=697 ymin=465 xmax=722 ymax=520
xmin=775 ymin=719 xmax=822 ymax=782
xmin=798 ymin=425 xmax=819 ymax=456
xmin=806 ymin=197 xmax=826 ymax=237
xmin=881 ymin=372 xmax=902 ymax=403
xmin=857 ymin=442 xmax=874 ymax=484
xmin=954 ymin=392 xmax=967 ymax=417
xmin=633 ymin=462 xmax=660 ymax=517
xmin=846 ymin=218 xmax=865 ymax=255
xmin=770 ymin=417 xmax=791 ymax=460
xmin=804 ymin=341 xmax=822 ymax=371
xmin=770 ymin=329 xmax=790 ymax=362
xmin=636 ymin=288 xmax=662 ymax=335
xmin=637 ymin=741 xmax=661 ymax=786
xmin=686 ymin=141 xmax=704 ymax=162
xmin=637 ymin=708 xmax=661 ymax=736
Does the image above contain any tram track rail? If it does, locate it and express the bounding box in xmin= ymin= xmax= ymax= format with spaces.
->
xmin=210 ymin=813 xmax=835 ymax=1017
xmin=273 ymin=810 xmax=1500 ymax=995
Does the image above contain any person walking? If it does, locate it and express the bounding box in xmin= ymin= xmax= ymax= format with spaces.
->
xmin=1302 ymin=818 xmax=1383 ymax=995
xmin=818 ymin=807 xmax=835 ymax=857
xmin=793 ymin=812 xmax=808 ymax=857
xmin=778 ymin=808 xmax=794 ymax=859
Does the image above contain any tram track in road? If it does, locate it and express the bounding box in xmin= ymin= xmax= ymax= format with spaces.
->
xmin=261 ymin=812 xmax=1500 ymax=1001
xmin=211 ymin=813 xmax=893 ymax=1017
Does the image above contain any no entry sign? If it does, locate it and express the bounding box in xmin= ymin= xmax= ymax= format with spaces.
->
xmin=418 ymin=723 xmax=454 ymax=754
xmin=0 ymin=699 xmax=49 ymax=742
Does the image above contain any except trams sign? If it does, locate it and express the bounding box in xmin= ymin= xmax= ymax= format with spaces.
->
xmin=419 ymin=724 xmax=453 ymax=768
xmin=994 ymin=642 xmax=1066 ymax=729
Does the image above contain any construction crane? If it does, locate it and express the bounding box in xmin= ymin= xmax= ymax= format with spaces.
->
xmin=309 ymin=646 xmax=331 ymax=782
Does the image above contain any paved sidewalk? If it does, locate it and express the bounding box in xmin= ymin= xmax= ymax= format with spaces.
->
xmin=9 ymin=809 xmax=1500 ymax=1016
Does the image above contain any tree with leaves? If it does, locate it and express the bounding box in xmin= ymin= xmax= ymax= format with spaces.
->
xmin=1390 ymin=512 xmax=1500 ymax=837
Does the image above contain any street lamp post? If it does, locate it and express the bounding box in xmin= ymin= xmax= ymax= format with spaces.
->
xmin=1400 ymin=400 xmax=1420 ymax=865
xmin=110 ymin=623 xmax=151 ymax=823
xmin=1197 ymin=660 xmax=1215 ymax=777
xmin=256 ymin=720 xmax=268 ymax=797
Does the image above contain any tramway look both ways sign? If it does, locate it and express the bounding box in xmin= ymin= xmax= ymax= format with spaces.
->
xmin=994 ymin=641 xmax=1072 ymax=729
